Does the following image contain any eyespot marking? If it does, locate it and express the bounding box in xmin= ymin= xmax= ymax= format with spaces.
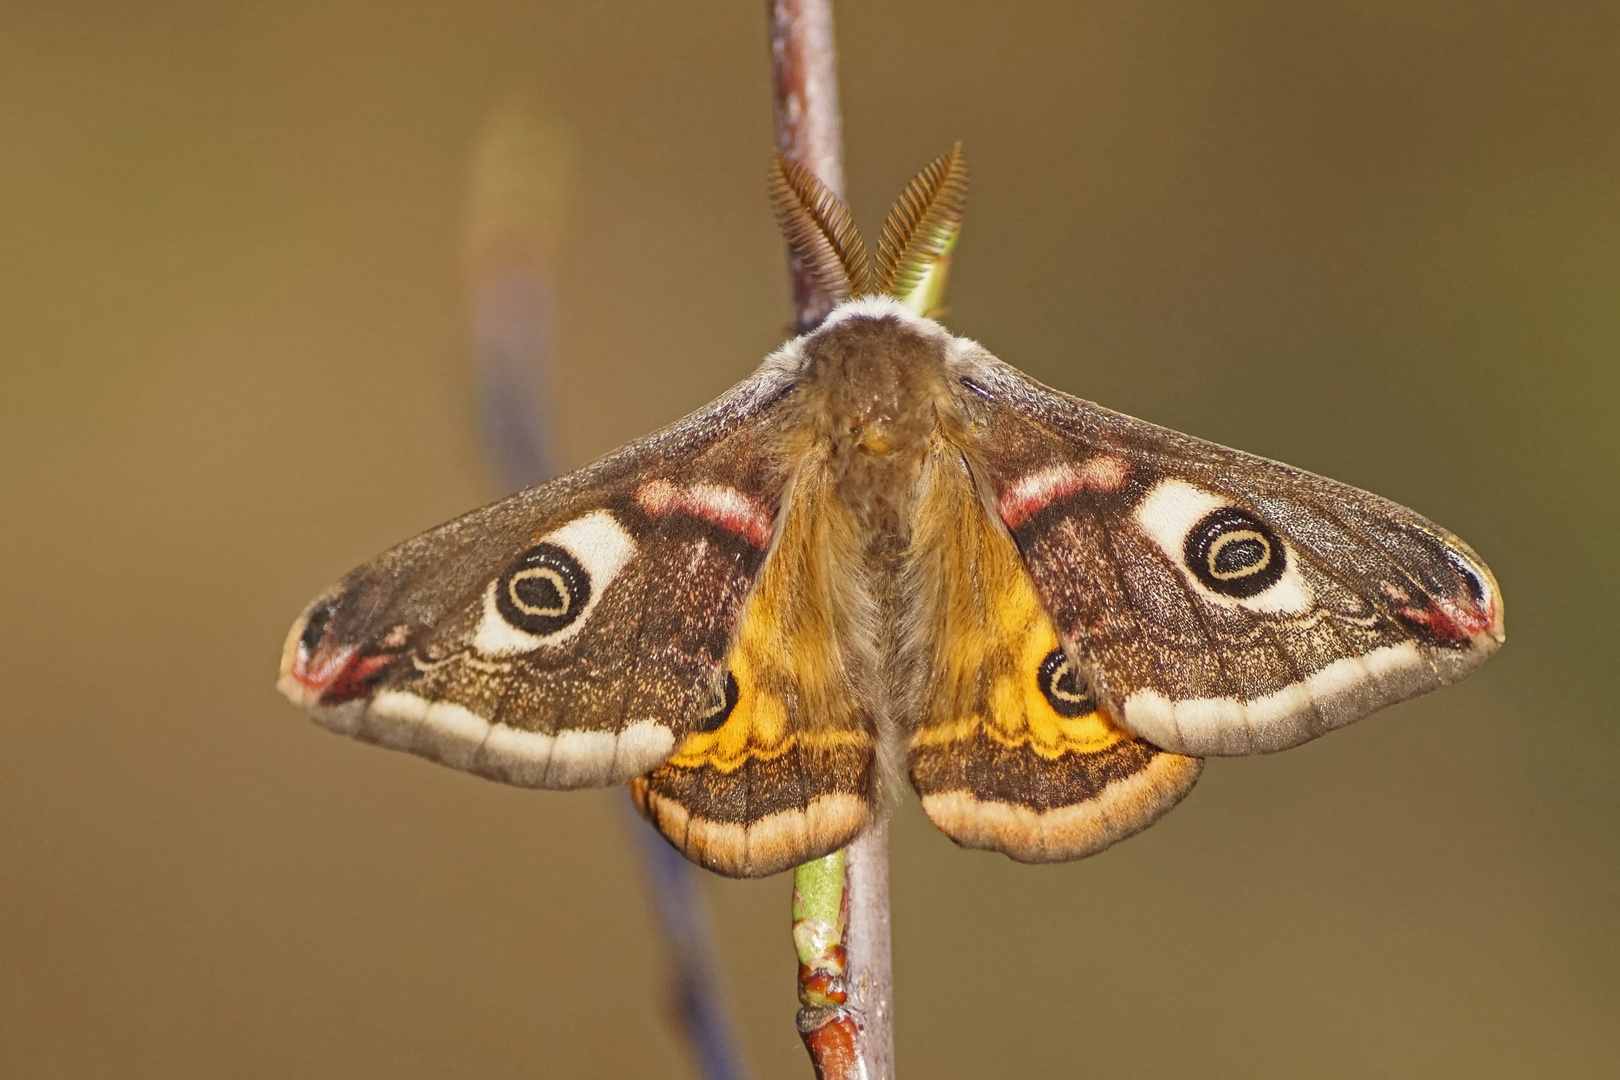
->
xmin=1184 ymin=506 xmax=1286 ymax=598
xmin=694 ymin=672 xmax=740 ymax=733
xmin=1134 ymin=479 xmax=1313 ymax=614
xmin=1037 ymin=648 xmax=1098 ymax=718
xmin=495 ymin=543 xmax=590 ymax=635
xmin=474 ymin=511 xmax=636 ymax=655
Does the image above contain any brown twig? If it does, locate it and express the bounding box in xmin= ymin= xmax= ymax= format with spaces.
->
xmin=769 ymin=0 xmax=848 ymax=334
xmin=768 ymin=4 xmax=897 ymax=1077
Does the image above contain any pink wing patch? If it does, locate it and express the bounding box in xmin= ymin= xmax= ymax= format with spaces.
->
xmin=998 ymin=457 xmax=1129 ymax=529
xmin=282 ymin=625 xmax=408 ymax=706
xmin=1383 ymin=582 xmax=1502 ymax=648
xmin=636 ymin=480 xmax=776 ymax=549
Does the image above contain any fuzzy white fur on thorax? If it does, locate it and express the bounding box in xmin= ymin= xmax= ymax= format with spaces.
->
xmin=818 ymin=295 xmax=930 ymax=329
xmin=754 ymin=295 xmax=957 ymax=380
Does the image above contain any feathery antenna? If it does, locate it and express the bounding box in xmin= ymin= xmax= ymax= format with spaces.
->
xmin=769 ymin=154 xmax=872 ymax=303
xmin=875 ymin=144 xmax=968 ymax=314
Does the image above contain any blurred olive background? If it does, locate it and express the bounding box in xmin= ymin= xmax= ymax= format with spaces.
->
xmin=3 ymin=2 xmax=1617 ymax=1077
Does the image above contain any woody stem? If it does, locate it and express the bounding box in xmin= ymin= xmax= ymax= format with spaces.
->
xmin=770 ymin=0 xmax=848 ymax=334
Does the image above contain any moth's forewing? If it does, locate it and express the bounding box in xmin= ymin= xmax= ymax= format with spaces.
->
xmin=278 ymin=361 xmax=802 ymax=789
xmin=945 ymin=342 xmax=1503 ymax=759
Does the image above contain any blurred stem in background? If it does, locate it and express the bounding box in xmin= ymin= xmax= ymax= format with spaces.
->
xmin=463 ymin=101 xmax=569 ymax=489
xmin=462 ymin=100 xmax=750 ymax=1080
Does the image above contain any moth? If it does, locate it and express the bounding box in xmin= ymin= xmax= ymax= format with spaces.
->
xmin=279 ymin=149 xmax=1503 ymax=878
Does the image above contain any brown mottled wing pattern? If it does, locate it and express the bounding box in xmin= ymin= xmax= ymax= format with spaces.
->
xmin=945 ymin=345 xmax=1505 ymax=758
xmin=278 ymin=360 xmax=801 ymax=789
xmin=902 ymin=440 xmax=1201 ymax=862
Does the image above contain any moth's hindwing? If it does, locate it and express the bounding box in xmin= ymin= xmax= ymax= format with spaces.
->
xmin=904 ymin=444 xmax=1201 ymax=862
xmin=949 ymin=348 xmax=1505 ymax=758
xmin=631 ymin=454 xmax=876 ymax=878
xmin=277 ymin=364 xmax=799 ymax=790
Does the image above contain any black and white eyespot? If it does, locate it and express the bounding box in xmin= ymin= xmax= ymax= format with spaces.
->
xmin=1183 ymin=506 xmax=1286 ymax=598
xmin=495 ymin=544 xmax=590 ymax=636
xmin=1134 ymin=479 xmax=1313 ymax=613
xmin=474 ymin=511 xmax=636 ymax=655
xmin=1037 ymin=648 xmax=1098 ymax=718
xmin=693 ymin=672 xmax=740 ymax=733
